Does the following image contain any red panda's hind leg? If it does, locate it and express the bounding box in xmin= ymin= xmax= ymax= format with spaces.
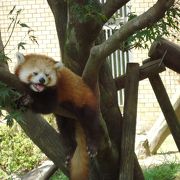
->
xmin=78 ymin=105 xmax=101 ymax=158
xmin=55 ymin=115 xmax=77 ymax=167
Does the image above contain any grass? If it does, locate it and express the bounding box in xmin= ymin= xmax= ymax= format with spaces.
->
xmin=50 ymin=170 xmax=68 ymax=180
xmin=144 ymin=163 xmax=180 ymax=180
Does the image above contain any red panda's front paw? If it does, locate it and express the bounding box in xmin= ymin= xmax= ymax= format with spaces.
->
xmin=15 ymin=94 xmax=33 ymax=109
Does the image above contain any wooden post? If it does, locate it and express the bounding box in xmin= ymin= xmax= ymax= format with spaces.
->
xmin=147 ymin=93 xmax=180 ymax=154
xmin=119 ymin=63 xmax=140 ymax=180
xmin=149 ymin=74 xmax=180 ymax=151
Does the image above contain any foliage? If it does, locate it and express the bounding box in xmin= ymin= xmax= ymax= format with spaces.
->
xmin=0 ymin=82 xmax=23 ymax=127
xmin=50 ymin=170 xmax=68 ymax=180
xmin=124 ymin=3 xmax=180 ymax=49
xmin=0 ymin=6 xmax=38 ymax=125
xmin=0 ymin=125 xmax=43 ymax=178
xmin=0 ymin=5 xmax=38 ymax=56
xmin=144 ymin=163 xmax=180 ymax=180
xmin=71 ymin=1 xmax=106 ymax=23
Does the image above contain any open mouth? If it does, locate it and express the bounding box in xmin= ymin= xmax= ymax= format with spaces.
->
xmin=30 ymin=83 xmax=46 ymax=92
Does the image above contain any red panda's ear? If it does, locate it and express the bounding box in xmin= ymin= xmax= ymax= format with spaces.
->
xmin=54 ymin=61 xmax=64 ymax=69
xmin=16 ymin=52 xmax=25 ymax=65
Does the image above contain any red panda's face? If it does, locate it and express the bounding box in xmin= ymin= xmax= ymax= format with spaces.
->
xmin=15 ymin=53 xmax=63 ymax=92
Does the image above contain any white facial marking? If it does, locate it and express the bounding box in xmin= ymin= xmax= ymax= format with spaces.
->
xmin=54 ymin=61 xmax=64 ymax=69
xmin=17 ymin=55 xmax=59 ymax=91
xmin=18 ymin=68 xmax=33 ymax=83
xmin=31 ymin=72 xmax=47 ymax=84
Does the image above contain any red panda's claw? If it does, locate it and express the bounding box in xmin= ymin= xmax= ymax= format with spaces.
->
xmin=16 ymin=94 xmax=33 ymax=109
xmin=65 ymin=155 xmax=71 ymax=168
xmin=87 ymin=146 xmax=98 ymax=159
xmin=21 ymin=94 xmax=33 ymax=106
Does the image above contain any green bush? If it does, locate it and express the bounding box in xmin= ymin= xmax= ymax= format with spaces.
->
xmin=144 ymin=163 xmax=180 ymax=180
xmin=0 ymin=124 xmax=43 ymax=178
xmin=50 ymin=170 xmax=68 ymax=180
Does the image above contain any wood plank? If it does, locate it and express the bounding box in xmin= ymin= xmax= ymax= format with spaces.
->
xmin=115 ymin=59 xmax=165 ymax=90
xmin=148 ymin=38 xmax=180 ymax=73
xmin=149 ymin=74 xmax=180 ymax=151
xmin=119 ymin=63 xmax=140 ymax=180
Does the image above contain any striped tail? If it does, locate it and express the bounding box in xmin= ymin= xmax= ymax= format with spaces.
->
xmin=70 ymin=122 xmax=89 ymax=180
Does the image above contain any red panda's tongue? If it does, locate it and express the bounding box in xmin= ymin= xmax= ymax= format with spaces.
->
xmin=33 ymin=84 xmax=45 ymax=92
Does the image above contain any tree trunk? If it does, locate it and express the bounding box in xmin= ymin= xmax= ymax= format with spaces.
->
xmin=0 ymin=0 xmax=175 ymax=179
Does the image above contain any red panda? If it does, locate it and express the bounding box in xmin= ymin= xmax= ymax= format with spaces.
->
xmin=15 ymin=52 xmax=100 ymax=180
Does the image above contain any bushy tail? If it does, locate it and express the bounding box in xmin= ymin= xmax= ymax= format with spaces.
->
xmin=70 ymin=122 xmax=89 ymax=180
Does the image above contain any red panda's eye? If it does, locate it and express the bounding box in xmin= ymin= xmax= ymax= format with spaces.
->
xmin=33 ymin=72 xmax=38 ymax=76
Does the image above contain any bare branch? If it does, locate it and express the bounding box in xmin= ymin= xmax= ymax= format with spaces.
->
xmin=47 ymin=0 xmax=67 ymax=59
xmin=0 ymin=31 xmax=9 ymax=70
xmin=102 ymin=0 xmax=130 ymax=21
xmin=83 ymin=0 xmax=175 ymax=87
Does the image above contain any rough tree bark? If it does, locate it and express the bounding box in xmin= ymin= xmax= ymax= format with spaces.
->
xmin=0 ymin=0 xmax=175 ymax=179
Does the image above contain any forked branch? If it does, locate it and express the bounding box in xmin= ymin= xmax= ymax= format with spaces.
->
xmin=83 ymin=0 xmax=175 ymax=88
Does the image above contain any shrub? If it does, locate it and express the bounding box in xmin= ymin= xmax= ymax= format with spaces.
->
xmin=144 ymin=163 xmax=180 ymax=180
xmin=0 ymin=124 xmax=44 ymax=177
xmin=50 ymin=170 xmax=68 ymax=180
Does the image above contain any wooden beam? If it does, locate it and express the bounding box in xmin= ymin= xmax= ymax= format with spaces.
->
xmin=149 ymin=74 xmax=180 ymax=151
xmin=119 ymin=63 xmax=140 ymax=180
xmin=115 ymin=59 xmax=165 ymax=90
xmin=148 ymin=38 xmax=180 ymax=73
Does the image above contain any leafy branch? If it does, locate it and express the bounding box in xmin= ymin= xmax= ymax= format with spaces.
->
xmin=124 ymin=2 xmax=180 ymax=50
xmin=0 ymin=6 xmax=38 ymax=56
xmin=71 ymin=1 xmax=106 ymax=23
xmin=0 ymin=6 xmax=20 ymax=53
xmin=0 ymin=81 xmax=22 ymax=127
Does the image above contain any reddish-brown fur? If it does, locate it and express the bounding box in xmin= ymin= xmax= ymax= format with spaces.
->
xmin=57 ymin=67 xmax=97 ymax=110
xmin=15 ymin=54 xmax=99 ymax=180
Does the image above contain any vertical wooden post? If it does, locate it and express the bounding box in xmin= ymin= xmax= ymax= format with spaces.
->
xmin=119 ymin=63 xmax=140 ymax=180
xmin=149 ymin=74 xmax=180 ymax=151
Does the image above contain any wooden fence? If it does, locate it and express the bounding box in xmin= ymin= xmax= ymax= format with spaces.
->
xmin=118 ymin=38 xmax=180 ymax=180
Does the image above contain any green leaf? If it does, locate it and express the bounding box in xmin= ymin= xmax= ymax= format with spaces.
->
xmin=0 ymin=53 xmax=10 ymax=62
xmin=18 ymin=42 xmax=26 ymax=50
xmin=8 ymin=5 xmax=16 ymax=15
xmin=5 ymin=114 xmax=14 ymax=127
xmin=7 ymin=18 xmax=14 ymax=32
xmin=19 ymin=23 xmax=30 ymax=28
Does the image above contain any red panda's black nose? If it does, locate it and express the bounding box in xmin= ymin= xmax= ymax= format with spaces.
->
xmin=39 ymin=77 xmax=45 ymax=84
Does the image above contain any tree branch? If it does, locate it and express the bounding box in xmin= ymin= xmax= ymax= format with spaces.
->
xmin=0 ymin=30 xmax=9 ymax=70
xmin=82 ymin=0 xmax=175 ymax=87
xmin=0 ymin=68 xmax=27 ymax=92
xmin=0 ymin=30 xmax=68 ymax=175
xmin=102 ymin=0 xmax=130 ymax=21
xmin=18 ymin=110 xmax=68 ymax=176
xmin=47 ymin=0 xmax=67 ymax=59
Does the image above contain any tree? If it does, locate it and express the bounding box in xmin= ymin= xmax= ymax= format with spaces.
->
xmin=0 ymin=0 xmax=179 ymax=179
